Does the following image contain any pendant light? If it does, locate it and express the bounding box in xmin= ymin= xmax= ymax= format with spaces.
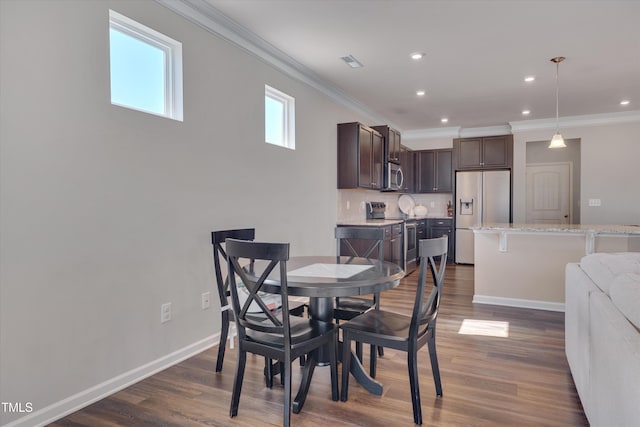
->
xmin=549 ymin=56 xmax=567 ymax=148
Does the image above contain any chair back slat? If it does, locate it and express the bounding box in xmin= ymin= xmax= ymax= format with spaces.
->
xmin=411 ymin=236 xmax=448 ymax=339
xmin=226 ymin=239 xmax=291 ymax=339
xmin=211 ymin=229 xmax=256 ymax=306
xmin=335 ymin=227 xmax=385 ymax=261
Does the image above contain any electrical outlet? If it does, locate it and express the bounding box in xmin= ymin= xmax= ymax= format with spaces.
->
xmin=161 ymin=303 xmax=171 ymax=323
xmin=202 ymin=292 xmax=211 ymax=310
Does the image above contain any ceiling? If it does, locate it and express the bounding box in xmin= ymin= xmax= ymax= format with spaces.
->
xmin=197 ymin=0 xmax=640 ymax=134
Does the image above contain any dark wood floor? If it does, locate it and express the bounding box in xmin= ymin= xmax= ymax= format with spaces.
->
xmin=50 ymin=264 xmax=588 ymax=426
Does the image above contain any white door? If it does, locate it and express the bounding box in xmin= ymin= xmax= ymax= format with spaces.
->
xmin=525 ymin=162 xmax=572 ymax=224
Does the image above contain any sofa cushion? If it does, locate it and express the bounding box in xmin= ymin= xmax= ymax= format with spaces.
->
xmin=580 ymin=252 xmax=640 ymax=295
xmin=609 ymin=272 xmax=640 ymax=330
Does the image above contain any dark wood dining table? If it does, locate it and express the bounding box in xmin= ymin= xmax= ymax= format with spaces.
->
xmin=249 ymin=255 xmax=404 ymax=412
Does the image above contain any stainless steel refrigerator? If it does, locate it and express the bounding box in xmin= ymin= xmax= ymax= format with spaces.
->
xmin=455 ymin=170 xmax=511 ymax=264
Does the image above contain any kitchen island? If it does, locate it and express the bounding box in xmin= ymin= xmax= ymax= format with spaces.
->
xmin=472 ymin=223 xmax=640 ymax=311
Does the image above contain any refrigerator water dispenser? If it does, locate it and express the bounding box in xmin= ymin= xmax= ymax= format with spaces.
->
xmin=459 ymin=199 xmax=474 ymax=215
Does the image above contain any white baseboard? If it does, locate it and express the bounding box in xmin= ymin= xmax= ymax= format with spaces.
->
xmin=473 ymin=294 xmax=565 ymax=312
xmin=3 ymin=334 xmax=220 ymax=427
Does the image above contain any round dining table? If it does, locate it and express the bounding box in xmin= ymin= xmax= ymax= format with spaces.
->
xmin=250 ymin=255 xmax=405 ymax=411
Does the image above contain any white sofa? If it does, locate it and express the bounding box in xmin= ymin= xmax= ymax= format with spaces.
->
xmin=565 ymin=252 xmax=640 ymax=426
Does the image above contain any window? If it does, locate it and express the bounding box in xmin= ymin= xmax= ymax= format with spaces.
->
xmin=109 ymin=10 xmax=183 ymax=121
xmin=265 ymin=85 xmax=295 ymax=149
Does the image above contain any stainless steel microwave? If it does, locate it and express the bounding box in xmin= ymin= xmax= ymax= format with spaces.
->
xmin=384 ymin=162 xmax=404 ymax=191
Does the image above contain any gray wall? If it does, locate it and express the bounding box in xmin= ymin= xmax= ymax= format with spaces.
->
xmin=0 ymin=1 xmax=366 ymax=424
xmin=526 ymin=138 xmax=581 ymax=223
xmin=512 ymin=123 xmax=640 ymax=224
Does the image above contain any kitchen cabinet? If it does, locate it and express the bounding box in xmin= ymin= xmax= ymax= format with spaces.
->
xmin=372 ymin=125 xmax=401 ymax=164
xmin=384 ymin=223 xmax=403 ymax=267
xmin=338 ymin=122 xmax=384 ymax=190
xmin=337 ymin=223 xmax=403 ymax=267
xmin=453 ymin=135 xmax=513 ymax=170
xmin=415 ymin=149 xmax=452 ymax=193
xmin=415 ymin=218 xmax=453 ymax=263
xmin=399 ymin=145 xmax=414 ymax=193
xmin=416 ymin=219 xmax=427 ymax=244
xmin=427 ymin=218 xmax=454 ymax=263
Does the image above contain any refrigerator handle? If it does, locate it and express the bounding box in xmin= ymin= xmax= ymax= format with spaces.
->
xmin=479 ymin=173 xmax=484 ymax=225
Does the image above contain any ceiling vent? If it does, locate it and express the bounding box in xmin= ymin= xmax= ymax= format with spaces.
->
xmin=340 ymin=54 xmax=363 ymax=68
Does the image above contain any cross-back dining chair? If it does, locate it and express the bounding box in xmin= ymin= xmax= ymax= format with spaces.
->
xmin=340 ymin=236 xmax=448 ymax=425
xmin=211 ymin=228 xmax=306 ymax=375
xmin=334 ymin=226 xmax=385 ymax=376
xmin=226 ymin=239 xmax=338 ymax=427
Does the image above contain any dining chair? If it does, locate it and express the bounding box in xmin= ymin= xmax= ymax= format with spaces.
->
xmin=211 ymin=228 xmax=306 ymax=376
xmin=340 ymin=236 xmax=448 ymax=425
xmin=226 ymin=239 xmax=339 ymax=427
xmin=334 ymin=226 xmax=385 ymax=377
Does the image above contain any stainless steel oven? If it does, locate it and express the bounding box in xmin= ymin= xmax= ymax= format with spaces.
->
xmin=404 ymin=221 xmax=417 ymax=274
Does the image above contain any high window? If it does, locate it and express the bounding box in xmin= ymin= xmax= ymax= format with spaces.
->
xmin=109 ymin=10 xmax=183 ymax=121
xmin=265 ymin=85 xmax=295 ymax=149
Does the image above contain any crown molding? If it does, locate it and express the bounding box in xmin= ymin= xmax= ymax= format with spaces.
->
xmin=155 ymin=0 xmax=395 ymax=128
xmin=510 ymin=110 xmax=640 ymax=132
xmin=459 ymin=125 xmax=512 ymax=138
xmin=403 ymin=127 xmax=461 ymax=140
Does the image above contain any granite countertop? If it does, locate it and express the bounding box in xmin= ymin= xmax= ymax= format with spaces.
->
xmin=336 ymin=219 xmax=404 ymax=226
xmin=337 ymin=215 xmax=453 ymax=227
xmin=472 ymin=223 xmax=640 ymax=235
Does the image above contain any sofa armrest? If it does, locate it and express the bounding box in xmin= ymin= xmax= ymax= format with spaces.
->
xmin=589 ymin=292 xmax=640 ymax=427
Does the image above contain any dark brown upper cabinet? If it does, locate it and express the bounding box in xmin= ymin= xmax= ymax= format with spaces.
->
xmin=337 ymin=122 xmax=384 ymax=190
xmin=399 ymin=145 xmax=414 ymax=193
xmin=372 ymin=125 xmax=401 ymax=164
xmin=415 ymin=149 xmax=453 ymax=193
xmin=453 ymin=135 xmax=513 ymax=170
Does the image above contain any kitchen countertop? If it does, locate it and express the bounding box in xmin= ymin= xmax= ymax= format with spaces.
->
xmin=472 ymin=223 xmax=640 ymax=235
xmin=337 ymin=216 xmax=453 ymax=227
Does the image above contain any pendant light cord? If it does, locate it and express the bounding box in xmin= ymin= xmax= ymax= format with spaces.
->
xmin=555 ymin=60 xmax=560 ymax=134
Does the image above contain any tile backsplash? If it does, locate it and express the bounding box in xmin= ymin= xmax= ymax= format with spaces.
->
xmin=338 ymin=189 xmax=453 ymax=221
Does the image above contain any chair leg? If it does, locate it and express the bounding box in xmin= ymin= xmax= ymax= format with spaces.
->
xmin=216 ymin=311 xmax=230 ymax=372
xmin=369 ymin=344 xmax=377 ymax=378
xmin=330 ymin=334 xmax=339 ymax=401
xmin=229 ymin=349 xmax=246 ymax=418
xmin=407 ymin=349 xmax=422 ymax=425
xmin=428 ymin=334 xmax=443 ymax=397
xmin=341 ymin=333 xmax=352 ymax=402
xmin=378 ymin=345 xmax=384 ymax=357
xmin=355 ymin=341 xmax=363 ymax=362
xmin=265 ymin=358 xmax=274 ymax=388
xmin=293 ymin=352 xmax=316 ymax=414
xmin=283 ymin=356 xmax=292 ymax=427
xmin=280 ymin=361 xmax=285 ymax=386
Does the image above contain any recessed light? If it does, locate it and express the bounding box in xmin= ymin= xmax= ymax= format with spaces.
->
xmin=441 ymin=118 xmax=449 ymax=123
xmin=522 ymin=110 xmax=531 ymax=115
xmin=620 ymin=100 xmax=630 ymax=105
xmin=410 ymin=52 xmax=425 ymax=60
xmin=416 ymin=90 xmax=426 ymax=96
xmin=524 ymin=76 xmax=535 ymax=82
